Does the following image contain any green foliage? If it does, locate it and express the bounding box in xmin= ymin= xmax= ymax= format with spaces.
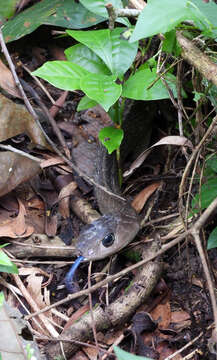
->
xmin=80 ymin=73 xmax=122 ymax=112
xmin=0 ymin=292 xmax=4 ymax=308
xmin=162 ymin=30 xmax=181 ymax=56
xmin=129 ymin=0 xmax=217 ymax=42
xmin=207 ymin=227 xmax=217 ymax=250
xmin=0 ymin=245 xmax=18 ymax=274
xmin=65 ymin=44 xmax=110 ymax=75
xmin=32 ymin=0 xmax=217 ymax=156
xmin=33 ymin=26 xmax=177 ymax=152
xmin=79 ymin=0 xmax=130 ymax=26
xmin=98 ymin=127 xmax=124 ymax=154
xmin=33 ymin=61 xmax=90 ymax=91
xmin=122 ymin=66 xmax=178 ymax=100
xmin=114 ymin=346 xmax=153 ymax=360
xmin=0 ymin=0 xmax=17 ymax=23
xmin=2 ymin=0 xmax=104 ymax=43
xmin=191 ymin=155 xmax=217 ymax=250
xmin=67 ymin=28 xmax=138 ymax=77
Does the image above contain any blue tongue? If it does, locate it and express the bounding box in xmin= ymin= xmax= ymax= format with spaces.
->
xmin=65 ymin=256 xmax=84 ymax=293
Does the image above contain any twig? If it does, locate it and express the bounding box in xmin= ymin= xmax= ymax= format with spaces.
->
xmin=20 ymin=78 xmax=69 ymax=156
xmin=179 ymin=115 xmax=217 ymax=214
xmin=88 ymin=261 xmax=101 ymax=358
xmin=35 ymin=335 xmax=110 ymax=355
xmin=165 ymin=323 xmax=214 ymax=359
xmin=0 ymin=144 xmax=42 ymax=162
xmin=21 ymin=62 xmax=56 ymax=104
xmin=105 ymin=3 xmax=141 ymax=19
xmin=106 ymin=3 xmax=116 ymax=30
xmin=176 ymin=31 xmax=217 ymax=87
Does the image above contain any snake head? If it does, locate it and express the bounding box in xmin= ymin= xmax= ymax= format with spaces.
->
xmin=76 ymin=213 xmax=140 ymax=261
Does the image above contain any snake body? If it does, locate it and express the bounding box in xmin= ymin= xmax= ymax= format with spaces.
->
xmin=75 ymin=101 xmax=156 ymax=261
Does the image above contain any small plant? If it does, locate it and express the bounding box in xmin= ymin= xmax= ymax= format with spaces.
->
xmin=191 ymin=154 xmax=217 ymax=250
xmin=33 ymin=26 xmax=179 ymax=154
xmin=0 ymin=244 xmax=18 ymax=274
xmin=32 ymin=1 xmax=216 ymax=154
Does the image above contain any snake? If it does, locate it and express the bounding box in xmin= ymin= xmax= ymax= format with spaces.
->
xmin=65 ymin=101 xmax=156 ymax=292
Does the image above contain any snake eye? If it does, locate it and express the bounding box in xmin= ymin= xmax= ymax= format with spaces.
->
xmin=102 ymin=233 xmax=115 ymax=248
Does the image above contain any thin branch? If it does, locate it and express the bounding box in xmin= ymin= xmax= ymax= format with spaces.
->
xmin=0 ymin=144 xmax=42 ymax=162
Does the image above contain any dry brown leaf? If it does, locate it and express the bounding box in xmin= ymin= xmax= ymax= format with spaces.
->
xmin=0 ymin=151 xmax=41 ymax=197
xmin=0 ymin=60 xmax=21 ymax=98
xmin=151 ymin=300 xmax=171 ymax=329
xmin=59 ymin=181 xmax=77 ymax=218
xmin=0 ymin=198 xmax=34 ymax=238
xmin=131 ymin=181 xmax=162 ymax=213
xmin=40 ymin=156 xmax=64 ymax=168
xmin=171 ymin=310 xmax=190 ymax=323
xmin=0 ymin=93 xmax=49 ymax=147
xmin=24 ymin=268 xmax=51 ymax=309
xmin=124 ymin=135 xmax=193 ymax=177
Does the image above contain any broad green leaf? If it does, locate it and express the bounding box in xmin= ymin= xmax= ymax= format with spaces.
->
xmin=79 ymin=0 xmax=130 ymax=26
xmin=207 ymin=226 xmax=217 ymax=250
xmin=77 ymin=95 xmax=98 ymax=111
xmin=191 ymin=178 xmax=217 ymax=213
xmin=0 ymin=249 xmax=18 ymax=274
xmin=122 ymin=68 xmax=178 ymax=100
xmin=207 ymin=84 xmax=217 ymax=108
xmin=3 ymin=0 xmax=104 ymax=43
xmin=99 ymin=127 xmax=124 ymax=154
xmin=162 ymin=30 xmax=181 ymax=56
xmin=79 ymin=0 xmax=122 ymax=18
xmin=206 ymin=155 xmax=217 ymax=173
xmin=32 ymin=61 xmax=90 ymax=91
xmin=0 ymin=0 xmax=17 ymax=23
xmin=80 ymin=73 xmax=122 ymax=111
xmin=65 ymin=44 xmax=110 ymax=75
xmin=129 ymin=0 xmax=200 ymax=42
xmin=114 ymin=346 xmax=153 ymax=360
xmin=67 ymin=28 xmax=138 ymax=76
xmin=191 ymin=0 xmax=217 ymax=39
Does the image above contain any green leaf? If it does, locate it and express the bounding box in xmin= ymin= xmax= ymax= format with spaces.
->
xmin=77 ymin=96 xmax=98 ymax=111
xmin=3 ymin=0 xmax=104 ymax=43
xmin=80 ymin=73 xmax=122 ymax=112
xmin=79 ymin=0 xmax=122 ymax=18
xmin=98 ymin=127 xmax=124 ymax=154
xmin=114 ymin=346 xmax=153 ymax=360
xmin=79 ymin=0 xmax=130 ymax=26
xmin=162 ymin=30 xmax=181 ymax=56
xmin=191 ymin=178 xmax=217 ymax=213
xmin=122 ymin=67 xmax=178 ymax=100
xmin=207 ymin=227 xmax=217 ymax=250
xmin=32 ymin=61 xmax=90 ymax=91
xmin=65 ymin=44 xmax=110 ymax=75
xmin=0 ymin=0 xmax=17 ymax=23
xmin=0 ymin=292 xmax=4 ymax=308
xmin=207 ymin=84 xmax=217 ymax=108
xmin=129 ymin=0 xmax=199 ymax=42
xmin=67 ymin=28 xmax=138 ymax=76
xmin=191 ymin=0 xmax=217 ymax=39
xmin=206 ymin=155 xmax=217 ymax=173
xmin=193 ymin=91 xmax=205 ymax=102
xmin=0 ymin=249 xmax=18 ymax=274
